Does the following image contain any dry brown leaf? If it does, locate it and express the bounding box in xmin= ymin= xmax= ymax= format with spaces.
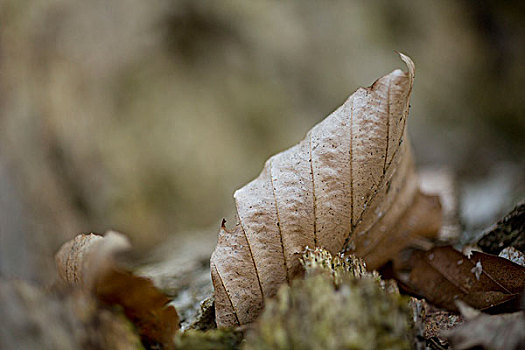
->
xmin=210 ymin=54 xmax=443 ymax=327
xmin=397 ymin=246 xmax=525 ymax=313
xmin=55 ymin=232 xmax=179 ymax=349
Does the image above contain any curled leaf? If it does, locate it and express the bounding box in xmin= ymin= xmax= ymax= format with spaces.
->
xmin=55 ymin=232 xmax=179 ymax=349
xmin=55 ymin=232 xmax=129 ymax=289
xmin=211 ymin=54 xmax=442 ymax=327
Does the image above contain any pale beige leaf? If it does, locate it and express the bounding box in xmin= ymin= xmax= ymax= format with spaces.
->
xmin=211 ymin=53 xmax=442 ymax=327
xmin=55 ymin=231 xmax=130 ymax=289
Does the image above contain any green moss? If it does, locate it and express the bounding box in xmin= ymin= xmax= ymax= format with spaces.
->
xmin=174 ymin=329 xmax=243 ymax=350
xmin=244 ymin=248 xmax=412 ymax=350
xmin=301 ymin=247 xmax=381 ymax=286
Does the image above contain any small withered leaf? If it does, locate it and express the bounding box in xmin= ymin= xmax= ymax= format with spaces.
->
xmin=55 ymin=232 xmax=179 ymax=349
xmin=96 ymin=269 xmax=179 ymax=349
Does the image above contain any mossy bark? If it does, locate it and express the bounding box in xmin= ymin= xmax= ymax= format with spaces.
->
xmin=243 ymin=248 xmax=413 ymax=350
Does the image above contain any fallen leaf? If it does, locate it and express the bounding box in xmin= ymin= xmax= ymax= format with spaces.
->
xmin=55 ymin=232 xmax=179 ymax=349
xmin=396 ymin=246 xmax=525 ymax=313
xmin=211 ymin=53 xmax=443 ymax=327
xmin=55 ymin=232 xmax=128 ymax=289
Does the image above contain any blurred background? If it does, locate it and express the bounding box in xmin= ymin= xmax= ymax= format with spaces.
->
xmin=0 ymin=0 xmax=524 ymax=282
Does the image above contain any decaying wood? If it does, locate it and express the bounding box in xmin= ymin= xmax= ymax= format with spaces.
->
xmin=211 ymin=54 xmax=443 ymax=327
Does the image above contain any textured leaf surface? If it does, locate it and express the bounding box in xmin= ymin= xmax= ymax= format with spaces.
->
xmin=211 ymin=54 xmax=442 ymax=327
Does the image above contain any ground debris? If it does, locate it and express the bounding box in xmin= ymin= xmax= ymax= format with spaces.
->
xmin=138 ymin=230 xmax=215 ymax=331
xmin=410 ymin=298 xmax=463 ymax=350
xmin=186 ymin=296 xmax=217 ymax=331
xmin=499 ymin=246 xmax=525 ymax=267
xmin=0 ymin=279 xmax=143 ymax=350
xmin=444 ymin=309 xmax=525 ymax=350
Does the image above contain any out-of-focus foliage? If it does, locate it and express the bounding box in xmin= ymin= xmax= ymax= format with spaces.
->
xmin=0 ymin=0 xmax=524 ymax=281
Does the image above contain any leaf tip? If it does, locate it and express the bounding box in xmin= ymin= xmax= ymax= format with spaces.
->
xmin=395 ymin=51 xmax=415 ymax=79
